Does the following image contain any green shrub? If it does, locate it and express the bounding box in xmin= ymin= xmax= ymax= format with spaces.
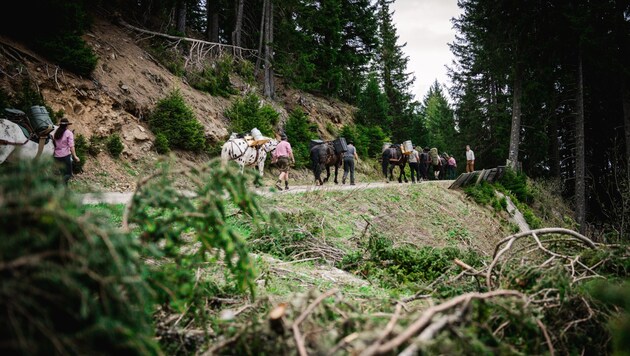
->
xmin=73 ymin=133 xmax=88 ymax=174
xmin=498 ymin=168 xmax=533 ymax=203
xmin=225 ymin=93 xmax=278 ymax=136
xmin=87 ymin=135 xmax=105 ymax=156
xmin=236 ymin=59 xmax=255 ymax=84
xmin=188 ymin=56 xmax=237 ymax=97
xmin=154 ymin=133 xmax=170 ymax=154
xmin=106 ymin=133 xmax=124 ymax=158
xmin=284 ymin=108 xmax=317 ymax=168
xmin=339 ymin=234 xmax=483 ymax=290
xmin=35 ymin=34 xmax=97 ymax=77
xmin=128 ymin=158 xmax=263 ymax=301
xmin=149 ymin=90 xmax=206 ymax=152
xmin=0 ymin=1 xmax=97 ymax=76
xmin=0 ymin=160 xmax=158 ymax=354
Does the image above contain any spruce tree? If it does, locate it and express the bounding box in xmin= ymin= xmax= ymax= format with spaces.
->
xmin=375 ymin=0 xmax=416 ymax=143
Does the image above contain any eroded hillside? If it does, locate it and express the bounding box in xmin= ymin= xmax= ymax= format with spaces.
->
xmin=0 ymin=16 xmax=356 ymax=189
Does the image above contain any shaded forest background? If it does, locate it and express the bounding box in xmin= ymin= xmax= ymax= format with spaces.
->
xmin=0 ymin=0 xmax=629 ymax=240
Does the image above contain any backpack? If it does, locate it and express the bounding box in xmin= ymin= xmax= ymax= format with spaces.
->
xmin=430 ymin=148 xmax=439 ymax=165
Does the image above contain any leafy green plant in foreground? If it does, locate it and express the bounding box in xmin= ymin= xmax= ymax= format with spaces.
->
xmin=0 ymin=159 xmax=158 ymax=355
xmin=128 ymin=157 xmax=264 ymax=327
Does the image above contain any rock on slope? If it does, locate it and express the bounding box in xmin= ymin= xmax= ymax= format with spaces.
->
xmin=0 ymin=16 xmax=356 ymax=188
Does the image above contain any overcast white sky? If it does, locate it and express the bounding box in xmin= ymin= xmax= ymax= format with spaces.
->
xmin=391 ymin=0 xmax=462 ymax=103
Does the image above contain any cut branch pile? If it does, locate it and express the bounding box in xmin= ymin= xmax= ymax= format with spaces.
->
xmin=202 ymin=227 xmax=628 ymax=355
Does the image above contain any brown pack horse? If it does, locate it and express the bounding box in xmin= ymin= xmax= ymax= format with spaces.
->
xmin=381 ymin=144 xmax=408 ymax=183
xmin=310 ymin=142 xmax=342 ymax=185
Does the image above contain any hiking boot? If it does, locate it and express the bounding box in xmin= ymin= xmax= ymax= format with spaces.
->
xmin=275 ymin=182 xmax=283 ymax=191
xmin=284 ymin=185 xmax=289 ymax=191
xmin=342 ymin=178 xmax=346 ymax=184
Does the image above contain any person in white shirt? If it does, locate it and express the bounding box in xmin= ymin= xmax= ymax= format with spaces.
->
xmin=407 ymin=146 xmax=420 ymax=183
xmin=465 ymin=145 xmax=475 ymax=173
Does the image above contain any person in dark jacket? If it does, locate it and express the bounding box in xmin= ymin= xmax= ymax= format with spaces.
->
xmin=342 ymin=141 xmax=359 ymax=185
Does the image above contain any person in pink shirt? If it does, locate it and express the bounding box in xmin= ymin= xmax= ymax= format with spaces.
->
xmin=53 ymin=117 xmax=80 ymax=185
xmin=446 ymin=154 xmax=457 ymax=179
xmin=271 ymin=134 xmax=295 ymax=190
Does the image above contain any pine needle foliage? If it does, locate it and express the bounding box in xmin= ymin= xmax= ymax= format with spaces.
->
xmin=127 ymin=157 xmax=264 ymax=306
xmin=225 ymin=93 xmax=278 ymax=137
xmin=149 ymin=90 xmax=206 ymax=152
xmin=0 ymin=159 xmax=158 ymax=355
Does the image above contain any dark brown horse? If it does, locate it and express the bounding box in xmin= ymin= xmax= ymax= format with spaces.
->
xmin=381 ymin=144 xmax=408 ymax=183
xmin=310 ymin=142 xmax=343 ymax=185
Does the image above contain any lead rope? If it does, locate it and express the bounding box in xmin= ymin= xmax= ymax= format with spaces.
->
xmin=35 ymin=136 xmax=46 ymax=159
xmin=0 ymin=137 xmax=29 ymax=146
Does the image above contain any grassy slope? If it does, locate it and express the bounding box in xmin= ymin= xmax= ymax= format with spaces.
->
xmin=229 ymin=181 xmax=515 ymax=301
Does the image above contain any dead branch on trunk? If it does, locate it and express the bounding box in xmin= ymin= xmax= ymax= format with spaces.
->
xmin=118 ymin=19 xmax=258 ymax=69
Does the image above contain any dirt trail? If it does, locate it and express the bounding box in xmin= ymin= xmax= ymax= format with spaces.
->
xmin=80 ymin=180 xmax=451 ymax=205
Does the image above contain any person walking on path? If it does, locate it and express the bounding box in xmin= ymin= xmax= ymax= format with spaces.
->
xmin=446 ymin=154 xmax=457 ymax=179
xmin=53 ymin=117 xmax=80 ymax=186
xmin=272 ymin=134 xmax=295 ymax=190
xmin=419 ymin=147 xmax=430 ymax=180
xmin=408 ymin=146 xmax=420 ymax=183
xmin=465 ymin=145 xmax=475 ymax=173
xmin=342 ymin=141 xmax=359 ymax=185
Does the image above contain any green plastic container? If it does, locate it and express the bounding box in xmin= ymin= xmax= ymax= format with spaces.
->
xmin=29 ymin=106 xmax=54 ymax=136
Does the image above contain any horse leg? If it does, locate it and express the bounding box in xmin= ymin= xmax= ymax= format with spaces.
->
xmin=333 ymin=163 xmax=339 ymax=184
xmin=388 ymin=165 xmax=394 ymax=182
xmin=323 ymin=165 xmax=330 ymax=183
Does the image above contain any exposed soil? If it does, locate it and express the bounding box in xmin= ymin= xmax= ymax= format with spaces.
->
xmin=0 ymin=16 xmax=356 ymax=191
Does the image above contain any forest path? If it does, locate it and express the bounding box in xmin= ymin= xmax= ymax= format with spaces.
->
xmin=80 ymin=180 xmax=451 ymax=205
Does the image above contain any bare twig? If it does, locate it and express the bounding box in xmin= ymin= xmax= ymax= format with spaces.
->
xmin=375 ymin=290 xmax=526 ymax=354
xmin=536 ymin=318 xmax=555 ymax=356
xmin=292 ymin=289 xmax=339 ymax=356
xmin=487 ymin=228 xmax=596 ymax=289
xmin=361 ymin=303 xmax=403 ymax=356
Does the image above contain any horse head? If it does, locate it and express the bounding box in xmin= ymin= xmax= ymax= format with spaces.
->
xmin=263 ymin=139 xmax=279 ymax=153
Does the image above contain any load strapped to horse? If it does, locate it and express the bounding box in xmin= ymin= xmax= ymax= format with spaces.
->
xmin=310 ymin=137 xmax=346 ymax=185
xmin=381 ymin=141 xmax=411 ymax=183
xmin=220 ymin=128 xmax=278 ymax=176
xmin=1 ymin=106 xmax=55 ymax=159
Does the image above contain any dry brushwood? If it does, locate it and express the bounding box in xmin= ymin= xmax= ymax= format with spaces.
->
xmin=366 ymin=290 xmax=527 ymax=355
xmin=486 ymin=228 xmax=597 ymax=289
xmin=118 ymin=19 xmax=258 ymax=68
xmin=293 ymin=289 xmax=339 ymax=356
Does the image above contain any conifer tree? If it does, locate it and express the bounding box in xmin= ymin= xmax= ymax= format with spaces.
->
xmin=375 ymin=0 xmax=416 ymax=143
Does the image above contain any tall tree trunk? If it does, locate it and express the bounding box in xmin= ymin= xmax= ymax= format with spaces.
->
xmin=575 ymin=52 xmax=586 ymax=233
xmin=623 ymin=84 xmax=630 ymax=169
xmin=255 ymin=0 xmax=267 ymax=76
xmin=508 ymin=65 xmax=523 ymax=170
xmin=176 ymin=0 xmax=187 ymax=34
xmin=206 ymin=0 xmax=219 ymax=42
xmin=232 ymin=0 xmax=245 ymax=47
xmin=549 ymin=117 xmax=561 ymax=178
xmin=263 ymin=0 xmax=274 ymax=99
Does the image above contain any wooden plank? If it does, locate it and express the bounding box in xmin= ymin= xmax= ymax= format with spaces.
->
xmin=475 ymin=169 xmax=486 ymax=185
xmin=448 ymin=173 xmax=468 ymax=189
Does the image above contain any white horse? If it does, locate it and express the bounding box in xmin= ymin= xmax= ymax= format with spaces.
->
xmin=221 ymin=134 xmax=278 ymax=176
xmin=0 ymin=119 xmax=57 ymax=164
